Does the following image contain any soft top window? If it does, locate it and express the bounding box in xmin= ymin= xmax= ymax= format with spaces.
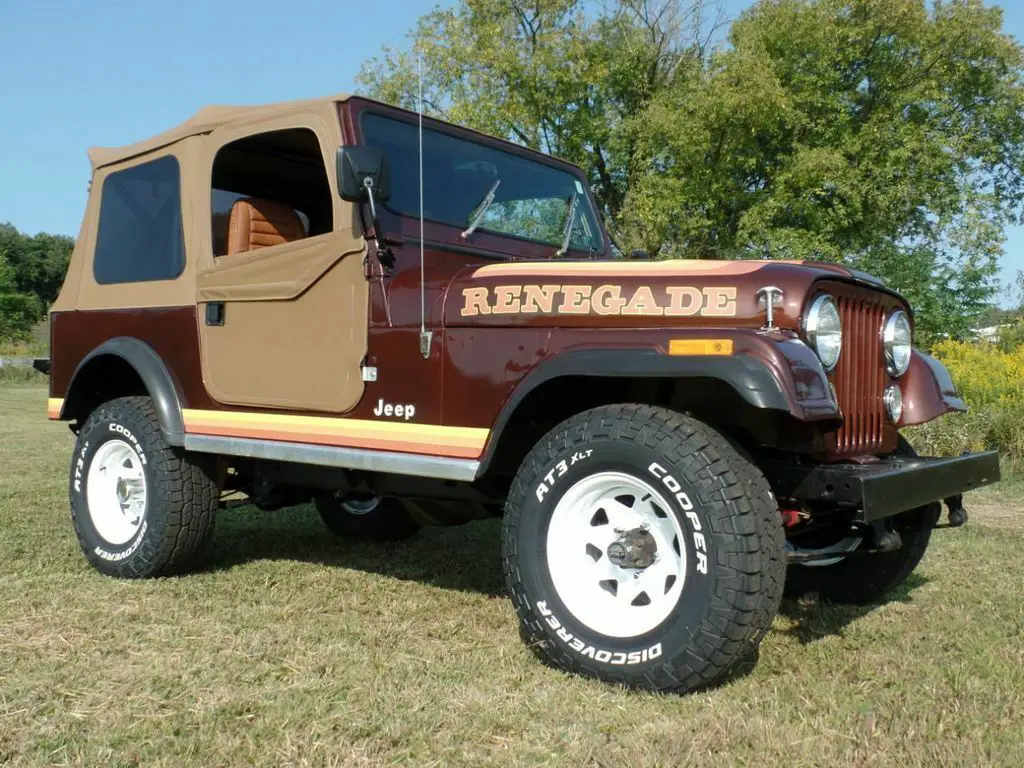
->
xmin=361 ymin=113 xmax=601 ymax=254
xmin=93 ymin=155 xmax=185 ymax=285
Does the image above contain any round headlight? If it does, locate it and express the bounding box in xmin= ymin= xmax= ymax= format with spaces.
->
xmin=883 ymin=310 xmax=912 ymax=376
xmin=805 ymin=295 xmax=842 ymax=371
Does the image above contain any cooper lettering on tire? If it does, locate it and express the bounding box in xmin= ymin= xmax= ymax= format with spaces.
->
xmin=69 ymin=396 xmax=219 ymax=578
xmin=502 ymin=404 xmax=784 ymax=694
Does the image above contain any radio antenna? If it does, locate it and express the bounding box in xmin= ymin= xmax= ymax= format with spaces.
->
xmin=417 ymin=49 xmax=432 ymax=359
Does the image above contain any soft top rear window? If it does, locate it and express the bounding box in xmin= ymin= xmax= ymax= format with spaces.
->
xmin=94 ymin=155 xmax=185 ymax=285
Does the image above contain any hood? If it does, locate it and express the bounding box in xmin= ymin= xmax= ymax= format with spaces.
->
xmin=442 ymin=258 xmax=892 ymax=330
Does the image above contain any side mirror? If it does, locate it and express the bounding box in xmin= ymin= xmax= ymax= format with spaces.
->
xmin=336 ymin=145 xmax=390 ymax=203
xmin=628 ymin=249 xmax=651 ymax=260
xmin=336 ymin=145 xmax=394 ymax=269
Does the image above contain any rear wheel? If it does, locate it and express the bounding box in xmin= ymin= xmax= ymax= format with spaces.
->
xmin=503 ymin=404 xmax=784 ymax=693
xmin=69 ymin=396 xmax=218 ymax=578
xmin=783 ymin=438 xmax=940 ymax=604
xmin=314 ymin=493 xmax=420 ymax=540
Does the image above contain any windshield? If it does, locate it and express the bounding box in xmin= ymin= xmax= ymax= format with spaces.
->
xmin=362 ymin=113 xmax=603 ymax=255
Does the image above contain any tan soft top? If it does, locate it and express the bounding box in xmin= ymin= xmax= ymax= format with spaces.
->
xmin=87 ymin=91 xmax=351 ymax=169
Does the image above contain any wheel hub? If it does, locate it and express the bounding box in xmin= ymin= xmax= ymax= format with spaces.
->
xmin=545 ymin=471 xmax=688 ymax=639
xmin=607 ymin=527 xmax=658 ymax=569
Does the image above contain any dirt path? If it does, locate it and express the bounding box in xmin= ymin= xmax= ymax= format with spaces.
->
xmin=966 ymin=499 xmax=1024 ymax=531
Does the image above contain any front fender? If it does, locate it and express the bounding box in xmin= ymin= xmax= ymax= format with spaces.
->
xmin=476 ymin=330 xmax=840 ymax=473
xmin=899 ymin=349 xmax=968 ymax=427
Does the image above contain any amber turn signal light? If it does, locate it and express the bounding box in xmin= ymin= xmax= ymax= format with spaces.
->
xmin=668 ymin=339 xmax=734 ymax=356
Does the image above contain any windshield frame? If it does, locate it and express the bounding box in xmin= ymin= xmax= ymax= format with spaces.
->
xmin=354 ymin=106 xmax=609 ymax=259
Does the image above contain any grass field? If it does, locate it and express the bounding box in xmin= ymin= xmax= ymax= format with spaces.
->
xmin=1 ymin=386 xmax=1022 ymax=767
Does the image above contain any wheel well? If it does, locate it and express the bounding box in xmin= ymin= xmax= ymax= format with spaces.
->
xmin=63 ymin=355 xmax=147 ymax=429
xmin=479 ymin=375 xmax=825 ymax=488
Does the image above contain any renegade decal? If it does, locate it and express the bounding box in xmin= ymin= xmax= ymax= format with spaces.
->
xmin=461 ymin=284 xmax=737 ymax=318
xmin=372 ymin=399 xmax=417 ymax=421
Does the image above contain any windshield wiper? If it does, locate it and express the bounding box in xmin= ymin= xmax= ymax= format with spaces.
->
xmin=460 ymin=179 xmax=501 ymax=239
xmin=555 ymin=192 xmax=579 ymax=257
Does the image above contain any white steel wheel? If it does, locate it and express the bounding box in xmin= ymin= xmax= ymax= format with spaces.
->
xmin=85 ymin=438 xmax=147 ymax=546
xmin=545 ymin=471 xmax=687 ymax=639
xmin=340 ymin=495 xmax=382 ymax=516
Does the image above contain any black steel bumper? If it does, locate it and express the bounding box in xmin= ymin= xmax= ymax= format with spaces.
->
xmin=767 ymin=451 xmax=1001 ymax=523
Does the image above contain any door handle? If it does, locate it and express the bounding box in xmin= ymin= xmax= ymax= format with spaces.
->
xmin=205 ymin=302 xmax=225 ymax=326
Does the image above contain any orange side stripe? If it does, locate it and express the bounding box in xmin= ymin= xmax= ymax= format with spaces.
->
xmin=472 ymin=260 xmax=769 ymax=278
xmin=181 ymin=409 xmax=490 ymax=458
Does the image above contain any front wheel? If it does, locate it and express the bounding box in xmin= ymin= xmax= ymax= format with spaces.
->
xmin=502 ymin=404 xmax=784 ymax=693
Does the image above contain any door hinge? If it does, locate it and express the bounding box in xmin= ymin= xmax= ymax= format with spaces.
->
xmin=361 ymin=365 xmax=378 ymax=382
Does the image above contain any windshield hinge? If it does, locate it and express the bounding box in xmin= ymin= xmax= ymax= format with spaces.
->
xmin=756 ymin=286 xmax=784 ymax=330
xmin=419 ymin=330 xmax=433 ymax=359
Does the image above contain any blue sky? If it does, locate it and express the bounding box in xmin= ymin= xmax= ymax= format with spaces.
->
xmin=1 ymin=0 xmax=1022 ymax=302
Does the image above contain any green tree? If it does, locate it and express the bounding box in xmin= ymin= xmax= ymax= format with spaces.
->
xmin=0 ymin=250 xmax=39 ymax=342
xmin=626 ymin=0 xmax=1024 ymax=343
xmin=0 ymin=223 xmax=74 ymax=306
xmin=0 ymin=223 xmax=72 ymax=342
xmin=358 ymin=0 xmax=1024 ymax=345
xmin=357 ymin=0 xmax=724 ymax=223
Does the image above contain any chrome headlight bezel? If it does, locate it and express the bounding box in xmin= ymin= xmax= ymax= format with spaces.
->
xmin=883 ymin=310 xmax=912 ymax=377
xmin=804 ymin=294 xmax=842 ymax=372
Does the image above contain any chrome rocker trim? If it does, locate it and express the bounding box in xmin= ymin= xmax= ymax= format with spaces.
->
xmin=183 ymin=434 xmax=481 ymax=482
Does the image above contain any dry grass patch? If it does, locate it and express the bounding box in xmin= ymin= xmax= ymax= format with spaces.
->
xmin=1 ymin=387 xmax=1022 ymax=766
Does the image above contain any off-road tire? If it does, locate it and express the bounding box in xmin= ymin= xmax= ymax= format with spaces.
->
xmin=69 ymin=396 xmax=218 ymax=578
xmin=314 ymin=494 xmax=420 ymax=541
xmin=502 ymin=404 xmax=785 ymax=693
xmin=783 ymin=438 xmax=940 ymax=605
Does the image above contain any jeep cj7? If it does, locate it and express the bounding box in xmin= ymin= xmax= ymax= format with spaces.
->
xmin=45 ymin=92 xmax=999 ymax=693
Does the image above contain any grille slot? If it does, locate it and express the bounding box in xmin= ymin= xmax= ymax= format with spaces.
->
xmin=832 ymin=296 xmax=887 ymax=456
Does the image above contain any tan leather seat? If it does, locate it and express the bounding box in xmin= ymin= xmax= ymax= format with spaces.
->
xmin=226 ymin=197 xmax=305 ymax=255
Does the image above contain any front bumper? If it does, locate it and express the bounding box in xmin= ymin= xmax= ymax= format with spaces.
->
xmin=767 ymin=451 xmax=1001 ymax=522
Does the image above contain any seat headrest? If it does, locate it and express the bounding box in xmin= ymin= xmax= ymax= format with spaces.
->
xmin=226 ymin=197 xmax=305 ymax=255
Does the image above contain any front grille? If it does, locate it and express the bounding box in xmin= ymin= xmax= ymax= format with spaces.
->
xmin=831 ymin=294 xmax=888 ymax=456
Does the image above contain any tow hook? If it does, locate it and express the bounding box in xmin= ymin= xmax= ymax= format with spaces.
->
xmin=939 ymin=495 xmax=968 ymax=528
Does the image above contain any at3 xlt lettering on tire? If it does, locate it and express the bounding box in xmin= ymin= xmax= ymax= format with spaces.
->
xmin=70 ymin=396 xmax=219 ymax=578
xmin=502 ymin=404 xmax=785 ymax=693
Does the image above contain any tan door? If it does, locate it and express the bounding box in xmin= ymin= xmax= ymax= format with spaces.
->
xmin=194 ymin=113 xmax=369 ymax=414
xmin=196 ymin=233 xmax=368 ymax=413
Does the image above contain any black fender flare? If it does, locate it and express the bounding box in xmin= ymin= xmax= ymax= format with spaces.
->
xmin=476 ymin=348 xmax=793 ymax=475
xmin=64 ymin=337 xmax=186 ymax=446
